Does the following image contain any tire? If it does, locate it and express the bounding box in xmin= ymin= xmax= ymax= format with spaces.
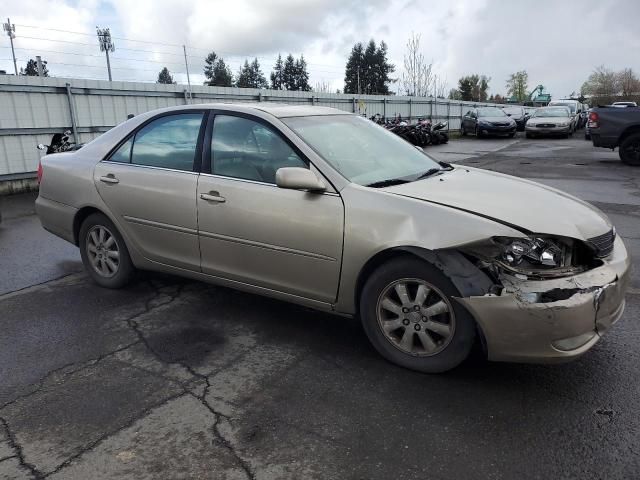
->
xmin=585 ymin=133 xmax=591 ymax=141
xmin=79 ymin=212 xmax=136 ymax=288
xmin=508 ymin=132 xmax=516 ymax=138
xmin=619 ymin=133 xmax=640 ymax=166
xmin=440 ymin=133 xmax=449 ymax=144
xmin=475 ymin=126 xmax=482 ymax=138
xmin=360 ymin=257 xmax=476 ymax=373
xmin=460 ymin=124 xmax=466 ymax=136
xmin=525 ymin=132 xmax=533 ymax=139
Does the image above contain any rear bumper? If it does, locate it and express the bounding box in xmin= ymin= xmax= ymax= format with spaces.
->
xmin=457 ymin=236 xmax=630 ymax=363
xmin=590 ymin=132 xmax=618 ymax=149
xmin=35 ymin=195 xmax=77 ymax=244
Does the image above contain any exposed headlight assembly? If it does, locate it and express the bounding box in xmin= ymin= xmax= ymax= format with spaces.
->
xmin=465 ymin=236 xmax=594 ymax=279
xmin=496 ymin=237 xmax=565 ymax=268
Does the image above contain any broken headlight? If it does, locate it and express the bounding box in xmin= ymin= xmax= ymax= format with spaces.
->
xmin=496 ymin=237 xmax=565 ymax=268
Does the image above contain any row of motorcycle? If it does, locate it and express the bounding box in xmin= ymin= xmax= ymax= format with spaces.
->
xmin=370 ymin=114 xmax=449 ymax=146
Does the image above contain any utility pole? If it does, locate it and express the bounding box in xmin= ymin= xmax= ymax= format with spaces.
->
xmin=96 ymin=27 xmax=115 ymax=81
xmin=183 ymin=45 xmax=192 ymax=102
xmin=3 ymin=18 xmax=17 ymax=75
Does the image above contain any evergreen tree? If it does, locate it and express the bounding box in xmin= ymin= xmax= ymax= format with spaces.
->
xmin=270 ymin=54 xmax=284 ymax=90
xmin=344 ymin=43 xmax=364 ymax=94
xmin=344 ymin=40 xmax=394 ymax=94
xmin=204 ymin=52 xmax=219 ymax=82
xmin=294 ymin=55 xmax=311 ymax=91
xmin=237 ymin=58 xmax=267 ymax=89
xmin=204 ymin=51 xmax=234 ymax=87
xmin=211 ymin=58 xmax=233 ymax=87
xmin=282 ymin=54 xmax=297 ymax=90
xmin=21 ymin=58 xmax=49 ymax=76
xmin=157 ymin=67 xmax=175 ymax=84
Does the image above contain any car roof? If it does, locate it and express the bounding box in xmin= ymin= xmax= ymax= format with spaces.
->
xmin=137 ymin=103 xmax=352 ymax=119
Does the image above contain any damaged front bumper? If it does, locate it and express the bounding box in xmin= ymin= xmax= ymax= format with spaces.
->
xmin=457 ymin=236 xmax=630 ymax=363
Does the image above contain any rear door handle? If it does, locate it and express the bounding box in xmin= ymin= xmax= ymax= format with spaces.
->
xmin=99 ymin=175 xmax=119 ymax=184
xmin=200 ymin=192 xmax=226 ymax=203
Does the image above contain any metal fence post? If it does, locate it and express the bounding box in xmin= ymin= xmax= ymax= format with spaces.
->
xmin=352 ymin=97 xmax=356 ymax=113
xmin=409 ymin=98 xmax=412 ymax=123
xmin=383 ymin=97 xmax=387 ymax=120
xmin=183 ymin=89 xmax=189 ymax=105
xmin=65 ymin=83 xmax=79 ymax=144
xmin=258 ymin=92 xmax=263 ymax=102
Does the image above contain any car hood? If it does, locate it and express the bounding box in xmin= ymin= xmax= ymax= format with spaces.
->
xmin=479 ymin=116 xmax=514 ymax=123
xmin=384 ymin=167 xmax=611 ymax=240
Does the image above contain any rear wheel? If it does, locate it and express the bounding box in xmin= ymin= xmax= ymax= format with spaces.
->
xmin=619 ymin=133 xmax=640 ymax=166
xmin=460 ymin=124 xmax=466 ymax=136
xmin=360 ymin=257 xmax=476 ymax=373
xmin=475 ymin=126 xmax=482 ymax=138
xmin=79 ymin=213 xmax=136 ymax=288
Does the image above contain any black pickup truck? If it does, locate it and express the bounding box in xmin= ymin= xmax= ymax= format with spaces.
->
xmin=589 ymin=106 xmax=640 ymax=165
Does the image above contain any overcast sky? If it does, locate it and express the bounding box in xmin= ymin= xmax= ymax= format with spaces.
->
xmin=2 ymin=0 xmax=639 ymax=98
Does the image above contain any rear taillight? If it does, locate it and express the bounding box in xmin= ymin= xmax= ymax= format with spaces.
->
xmin=588 ymin=111 xmax=599 ymax=128
xmin=37 ymin=161 xmax=43 ymax=184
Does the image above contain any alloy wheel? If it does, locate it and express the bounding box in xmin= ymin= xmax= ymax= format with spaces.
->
xmin=376 ymin=278 xmax=456 ymax=356
xmin=86 ymin=225 xmax=120 ymax=278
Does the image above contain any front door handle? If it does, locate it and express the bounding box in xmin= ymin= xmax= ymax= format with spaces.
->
xmin=99 ymin=174 xmax=119 ymax=184
xmin=200 ymin=192 xmax=226 ymax=203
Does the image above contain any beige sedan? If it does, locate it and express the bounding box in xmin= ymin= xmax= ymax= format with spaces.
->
xmin=36 ymin=104 xmax=629 ymax=373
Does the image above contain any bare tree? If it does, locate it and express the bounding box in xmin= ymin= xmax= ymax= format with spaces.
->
xmin=401 ymin=33 xmax=433 ymax=97
xmin=581 ymin=65 xmax=618 ymax=100
xmin=506 ymin=71 xmax=528 ymax=103
xmin=314 ymin=81 xmax=332 ymax=93
xmin=617 ymin=68 xmax=640 ymax=96
xmin=433 ymin=74 xmax=448 ymax=98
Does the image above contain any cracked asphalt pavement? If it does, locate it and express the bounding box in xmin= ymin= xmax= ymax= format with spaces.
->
xmin=1 ymin=134 xmax=640 ymax=479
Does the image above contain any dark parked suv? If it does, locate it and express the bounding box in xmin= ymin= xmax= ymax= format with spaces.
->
xmin=502 ymin=106 xmax=529 ymax=131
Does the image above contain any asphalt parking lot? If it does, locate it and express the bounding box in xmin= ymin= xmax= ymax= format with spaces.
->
xmin=1 ymin=133 xmax=639 ymax=480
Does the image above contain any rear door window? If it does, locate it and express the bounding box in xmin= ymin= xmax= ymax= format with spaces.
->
xmin=131 ymin=113 xmax=204 ymax=171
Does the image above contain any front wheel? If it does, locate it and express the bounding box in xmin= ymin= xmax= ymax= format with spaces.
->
xmin=460 ymin=124 xmax=467 ymax=136
xmin=79 ymin=213 xmax=136 ymax=288
xmin=619 ymin=133 xmax=640 ymax=166
xmin=360 ymin=257 xmax=476 ymax=373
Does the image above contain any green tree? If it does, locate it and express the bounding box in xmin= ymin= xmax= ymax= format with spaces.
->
xmin=270 ymin=54 xmax=285 ymax=90
xmin=282 ymin=54 xmax=297 ymax=90
xmin=344 ymin=40 xmax=395 ymax=95
xmin=236 ymin=58 xmax=267 ymax=89
xmin=156 ymin=67 xmax=175 ymax=84
xmin=204 ymin=51 xmax=233 ymax=87
xmin=506 ymin=70 xmax=529 ymax=103
xmin=457 ymin=76 xmax=474 ymax=101
xmin=20 ymin=58 xmax=48 ymax=76
xmin=294 ymin=55 xmax=311 ymax=91
xmin=454 ymin=74 xmax=490 ymax=101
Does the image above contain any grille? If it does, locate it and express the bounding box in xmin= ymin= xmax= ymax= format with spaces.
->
xmin=537 ymin=123 xmax=556 ymax=128
xmin=491 ymin=122 xmax=510 ymax=127
xmin=588 ymin=228 xmax=616 ymax=258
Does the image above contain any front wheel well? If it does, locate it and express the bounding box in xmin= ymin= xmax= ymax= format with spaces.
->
xmin=73 ymin=206 xmax=103 ymax=245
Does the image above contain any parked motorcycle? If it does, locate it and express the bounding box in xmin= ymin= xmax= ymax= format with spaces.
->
xmin=432 ymin=121 xmax=449 ymax=144
xmin=37 ymin=130 xmax=83 ymax=155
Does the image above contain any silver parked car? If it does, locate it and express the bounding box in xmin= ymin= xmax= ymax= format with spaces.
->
xmin=36 ymin=104 xmax=629 ymax=373
xmin=525 ymin=106 xmax=574 ymax=138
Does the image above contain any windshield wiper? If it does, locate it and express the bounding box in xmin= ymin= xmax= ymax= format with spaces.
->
xmin=414 ymin=168 xmax=443 ymax=180
xmin=366 ymin=178 xmax=411 ymax=188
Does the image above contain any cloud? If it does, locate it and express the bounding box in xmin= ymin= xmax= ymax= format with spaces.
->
xmin=1 ymin=0 xmax=639 ymax=97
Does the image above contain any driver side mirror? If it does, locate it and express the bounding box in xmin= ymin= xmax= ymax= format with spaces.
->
xmin=276 ymin=167 xmax=326 ymax=192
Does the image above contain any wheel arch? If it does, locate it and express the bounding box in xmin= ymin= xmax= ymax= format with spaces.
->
xmin=354 ymin=245 xmax=493 ymax=357
xmin=619 ymin=125 xmax=640 ymax=145
xmin=354 ymin=246 xmax=495 ymax=314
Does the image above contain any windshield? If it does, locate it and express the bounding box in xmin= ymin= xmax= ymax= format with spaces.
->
xmin=503 ymin=107 xmax=524 ymax=115
xmin=283 ymin=115 xmax=442 ymax=186
xmin=532 ymin=108 xmax=570 ymax=118
xmin=549 ymin=102 xmax=576 ymax=114
xmin=477 ymin=107 xmax=506 ymax=117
